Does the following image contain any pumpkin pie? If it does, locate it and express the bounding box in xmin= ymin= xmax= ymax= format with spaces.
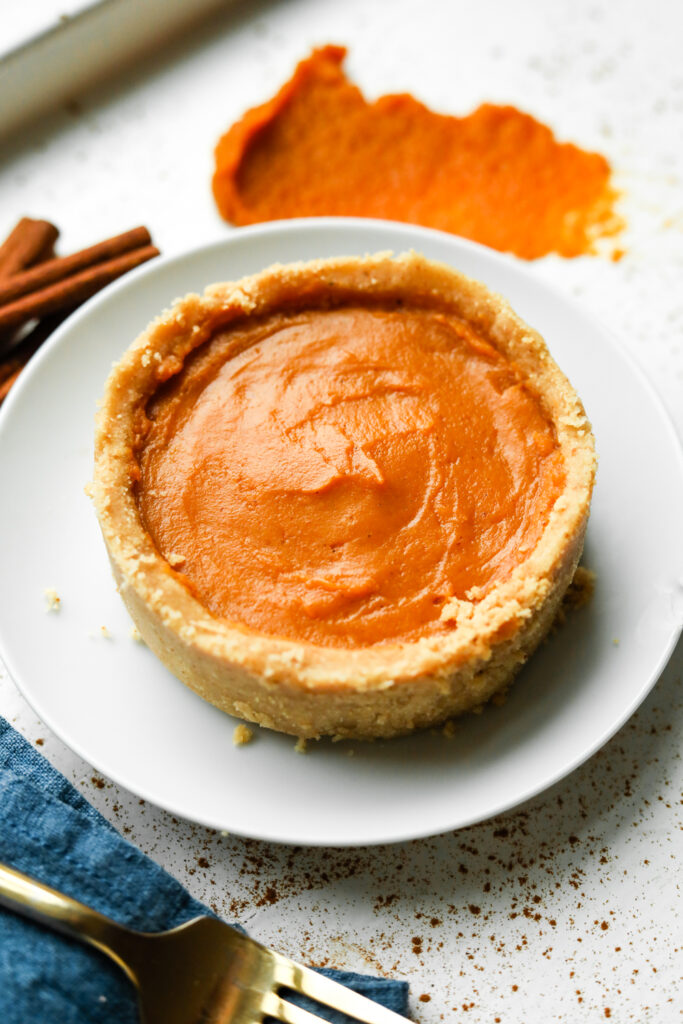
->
xmin=91 ymin=252 xmax=595 ymax=739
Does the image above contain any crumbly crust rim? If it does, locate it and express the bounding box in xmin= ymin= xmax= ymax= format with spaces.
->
xmin=91 ymin=252 xmax=596 ymax=738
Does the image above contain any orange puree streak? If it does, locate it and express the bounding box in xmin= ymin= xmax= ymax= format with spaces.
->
xmin=138 ymin=305 xmax=565 ymax=647
xmin=213 ymin=45 xmax=621 ymax=261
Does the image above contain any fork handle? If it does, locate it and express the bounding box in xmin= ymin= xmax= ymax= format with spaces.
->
xmin=0 ymin=861 xmax=144 ymax=984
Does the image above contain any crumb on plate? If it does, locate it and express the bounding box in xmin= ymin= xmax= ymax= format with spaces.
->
xmin=563 ymin=565 xmax=596 ymax=611
xmin=43 ymin=587 xmax=61 ymax=612
xmin=233 ymin=724 xmax=254 ymax=747
xmin=551 ymin=564 xmax=597 ymax=633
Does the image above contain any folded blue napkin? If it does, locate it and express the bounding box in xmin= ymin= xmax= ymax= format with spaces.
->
xmin=0 ymin=716 xmax=409 ymax=1022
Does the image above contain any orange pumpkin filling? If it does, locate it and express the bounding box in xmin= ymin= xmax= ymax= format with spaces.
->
xmin=213 ymin=45 xmax=621 ymax=260
xmin=137 ymin=304 xmax=565 ymax=647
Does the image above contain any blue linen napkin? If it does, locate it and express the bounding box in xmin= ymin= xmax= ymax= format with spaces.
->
xmin=0 ymin=717 xmax=409 ymax=1022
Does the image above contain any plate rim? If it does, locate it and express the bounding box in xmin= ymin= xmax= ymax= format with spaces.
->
xmin=1 ymin=216 xmax=682 ymax=847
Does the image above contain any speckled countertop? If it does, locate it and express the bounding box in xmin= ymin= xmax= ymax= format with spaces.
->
xmin=1 ymin=0 xmax=682 ymax=1020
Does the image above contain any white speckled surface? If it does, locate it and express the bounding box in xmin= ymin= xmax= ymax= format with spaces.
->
xmin=1 ymin=0 xmax=682 ymax=1020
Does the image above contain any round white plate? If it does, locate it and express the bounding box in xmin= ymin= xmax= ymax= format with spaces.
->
xmin=1 ymin=219 xmax=682 ymax=847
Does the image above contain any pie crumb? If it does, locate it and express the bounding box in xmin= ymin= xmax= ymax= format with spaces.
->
xmin=563 ymin=566 xmax=596 ymax=611
xmin=552 ymin=565 xmax=596 ymax=632
xmin=130 ymin=626 xmax=144 ymax=644
xmin=233 ymin=724 xmax=254 ymax=746
xmin=99 ymin=625 xmax=112 ymax=639
xmin=442 ymin=719 xmax=456 ymax=738
xmin=294 ymin=737 xmax=308 ymax=754
xmin=43 ymin=588 xmax=61 ymax=612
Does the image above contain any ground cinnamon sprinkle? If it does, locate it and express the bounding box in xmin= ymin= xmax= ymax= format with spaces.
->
xmin=213 ymin=45 xmax=622 ymax=260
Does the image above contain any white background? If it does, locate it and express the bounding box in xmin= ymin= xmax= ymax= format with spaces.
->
xmin=1 ymin=0 xmax=682 ymax=1020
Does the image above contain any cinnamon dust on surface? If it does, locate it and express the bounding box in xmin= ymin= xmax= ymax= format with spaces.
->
xmin=213 ymin=45 xmax=622 ymax=260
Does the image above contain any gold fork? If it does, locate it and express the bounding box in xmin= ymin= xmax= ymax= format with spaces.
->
xmin=0 ymin=862 xmax=407 ymax=1023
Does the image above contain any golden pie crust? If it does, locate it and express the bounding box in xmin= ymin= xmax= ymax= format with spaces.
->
xmin=91 ymin=252 xmax=595 ymax=740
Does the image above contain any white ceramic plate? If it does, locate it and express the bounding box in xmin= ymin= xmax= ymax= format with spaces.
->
xmin=1 ymin=219 xmax=682 ymax=847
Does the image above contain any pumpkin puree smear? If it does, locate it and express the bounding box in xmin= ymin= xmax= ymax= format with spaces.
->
xmin=213 ymin=45 xmax=622 ymax=260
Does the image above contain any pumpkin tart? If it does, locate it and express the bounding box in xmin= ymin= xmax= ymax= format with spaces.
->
xmin=92 ymin=253 xmax=595 ymax=739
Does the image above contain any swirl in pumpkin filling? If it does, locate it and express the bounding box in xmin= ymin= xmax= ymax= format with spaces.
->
xmin=136 ymin=305 xmax=565 ymax=647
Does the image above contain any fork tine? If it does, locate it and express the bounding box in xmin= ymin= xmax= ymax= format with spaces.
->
xmin=261 ymin=990 xmax=335 ymax=1024
xmin=271 ymin=953 xmax=407 ymax=1023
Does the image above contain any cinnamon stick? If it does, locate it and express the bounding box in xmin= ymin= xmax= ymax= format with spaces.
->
xmin=0 ymin=244 xmax=159 ymax=332
xmin=0 ymin=356 xmax=19 ymax=390
xmin=0 ymin=312 xmax=71 ymax=407
xmin=0 ymin=218 xmax=59 ymax=279
xmin=4 ymin=310 xmax=71 ymax=368
xmin=0 ymin=226 xmax=152 ymax=307
xmin=0 ymin=365 xmax=21 ymax=405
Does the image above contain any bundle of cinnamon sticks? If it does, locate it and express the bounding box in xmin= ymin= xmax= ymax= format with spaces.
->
xmin=0 ymin=218 xmax=159 ymax=406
